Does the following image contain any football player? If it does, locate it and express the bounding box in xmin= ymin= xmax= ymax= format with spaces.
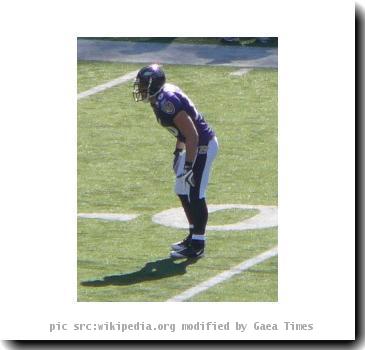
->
xmin=133 ymin=64 xmax=219 ymax=259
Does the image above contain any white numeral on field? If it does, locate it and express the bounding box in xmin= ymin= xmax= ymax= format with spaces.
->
xmin=152 ymin=204 xmax=277 ymax=231
xmin=78 ymin=204 xmax=277 ymax=231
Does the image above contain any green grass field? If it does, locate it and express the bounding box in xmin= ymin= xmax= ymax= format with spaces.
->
xmin=77 ymin=61 xmax=278 ymax=302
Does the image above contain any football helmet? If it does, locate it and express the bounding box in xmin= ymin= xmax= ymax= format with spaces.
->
xmin=133 ymin=64 xmax=166 ymax=102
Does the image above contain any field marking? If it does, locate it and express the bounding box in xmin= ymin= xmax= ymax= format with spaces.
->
xmin=152 ymin=204 xmax=278 ymax=231
xmin=77 ymin=70 xmax=139 ymax=100
xmin=166 ymin=246 xmax=278 ymax=302
xmin=77 ymin=213 xmax=139 ymax=221
xmin=230 ymin=68 xmax=252 ymax=76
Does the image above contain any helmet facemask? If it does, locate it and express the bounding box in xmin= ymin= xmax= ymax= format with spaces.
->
xmin=133 ymin=78 xmax=151 ymax=102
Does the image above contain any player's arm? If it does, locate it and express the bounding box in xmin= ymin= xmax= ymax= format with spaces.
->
xmin=173 ymin=111 xmax=198 ymax=186
xmin=172 ymin=139 xmax=185 ymax=174
xmin=173 ymin=111 xmax=198 ymax=164
xmin=175 ymin=139 xmax=185 ymax=151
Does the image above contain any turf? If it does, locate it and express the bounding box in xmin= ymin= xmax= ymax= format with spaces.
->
xmin=77 ymin=62 xmax=278 ymax=301
xmin=77 ymin=61 xmax=142 ymax=93
xmin=208 ymin=209 xmax=259 ymax=225
xmin=189 ymin=256 xmax=278 ymax=302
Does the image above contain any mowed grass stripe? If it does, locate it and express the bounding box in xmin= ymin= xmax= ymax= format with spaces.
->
xmin=166 ymin=246 xmax=278 ymax=302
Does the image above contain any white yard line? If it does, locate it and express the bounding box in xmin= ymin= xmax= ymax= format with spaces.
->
xmin=77 ymin=213 xmax=139 ymax=221
xmin=166 ymin=246 xmax=278 ymax=302
xmin=230 ymin=68 xmax=252 ymax=76
xmin=77 ymin=70 xmax=139 ymax=100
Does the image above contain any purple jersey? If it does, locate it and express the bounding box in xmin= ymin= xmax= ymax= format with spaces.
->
xmin=151 ymin=83 xmax=215 ymax=145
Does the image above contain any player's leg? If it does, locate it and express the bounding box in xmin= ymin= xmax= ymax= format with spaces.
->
xmin=171 ymin=137 xmax=219 ymax=258
xmin=170 ymin=194 xmax=194 ymax=251
xmin=188 ymin=196 xmax=208 ymax=252
xmin=172 ymin=151 xmax=195 ymax=251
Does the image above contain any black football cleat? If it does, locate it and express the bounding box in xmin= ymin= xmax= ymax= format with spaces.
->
xmin=171 ymin=236 xmax=192 ymax=251
xmin=170 ymin=246 xmax=204 ymax=259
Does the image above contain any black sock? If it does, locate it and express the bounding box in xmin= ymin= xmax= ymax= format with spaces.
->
xmin=189 ymin=198 xmax=208 ymax=236
xmin=178 ymin=195 xmax=194 ymax=240
xmin=191 ymin=235 xmax=205 ymax=250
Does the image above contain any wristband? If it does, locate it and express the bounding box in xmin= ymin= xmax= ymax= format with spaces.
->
xmin=173 ymin=148 xmax=183 ymax=156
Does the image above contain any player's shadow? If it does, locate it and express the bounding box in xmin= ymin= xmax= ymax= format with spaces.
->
xmin=81 ymin=257 xmax=198 ymax=287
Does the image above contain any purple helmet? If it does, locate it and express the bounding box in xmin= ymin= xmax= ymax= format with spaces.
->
xmin=133 ymin=64 xmax=166 ymax=102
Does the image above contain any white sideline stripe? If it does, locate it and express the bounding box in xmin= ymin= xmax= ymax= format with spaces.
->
xmin=166 ymin=246 xmax=278 ymax=302
xmin=77 ymin=70 xmax=139 ymax=100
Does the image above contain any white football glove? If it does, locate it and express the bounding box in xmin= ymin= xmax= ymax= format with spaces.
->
xmin=177 ymin=164 xmax=195 ymax=187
